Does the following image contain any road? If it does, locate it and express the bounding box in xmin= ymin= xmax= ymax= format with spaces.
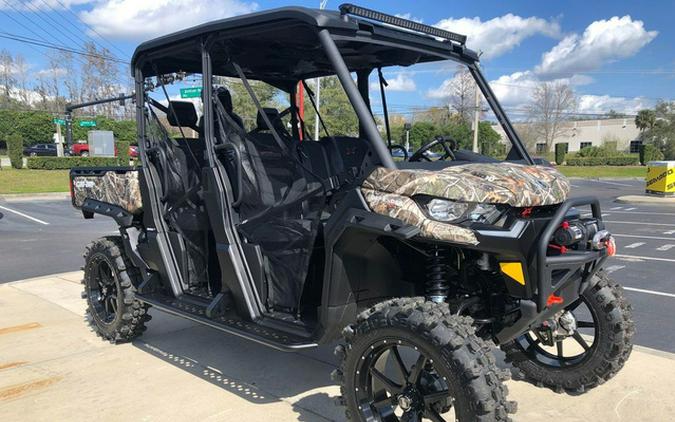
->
xmin=0 ymin=179 xmax=673 ymax=352
xmin=0 ymin=196 xmax=116 ymax=282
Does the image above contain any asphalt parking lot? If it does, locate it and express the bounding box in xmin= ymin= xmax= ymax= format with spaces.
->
xmin=0 ymin=178 xmax=674 ymax=420
xmin=1 ymin=178 xmax=674 ymax=352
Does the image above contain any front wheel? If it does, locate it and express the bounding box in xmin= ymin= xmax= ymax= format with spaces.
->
xmin=334 ymin=298 xmax=516 ymax=421
xmin=501 ymin=270 xmax=634 ymax=393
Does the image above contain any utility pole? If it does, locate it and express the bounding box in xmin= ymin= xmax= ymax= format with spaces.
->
xmin=472 ymin=82 xmax=480 ymax=153
xmin=314 ymin=0 xmax=328 ymax=140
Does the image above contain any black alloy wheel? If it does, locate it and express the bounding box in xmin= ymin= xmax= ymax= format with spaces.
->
xmin=501 ymin=270 xmax=634 ymax=393
xmin=516 ymin=296 xmax=598 ymax=368
xmin=86 ymin=255 xmax=120 ymax=325
xmin=334 ymin=298 xmax=516 ymax=422
xmin=354 ymin=339 xmax=454 ymax=422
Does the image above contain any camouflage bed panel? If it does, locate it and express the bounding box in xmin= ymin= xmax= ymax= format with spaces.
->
xmin=361 ymin=188 xmax=479 ymax=245
xmin=72 ymin=171 xmax=142 ymax=214
xmin=362 ymin=163 xmax=570 ymax=207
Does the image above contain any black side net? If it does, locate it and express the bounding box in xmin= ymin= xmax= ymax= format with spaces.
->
xmin=213 ymin=85 xmax=326 ymax=311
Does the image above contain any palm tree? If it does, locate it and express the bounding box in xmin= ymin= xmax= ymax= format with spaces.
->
xmin=635 ymin=109 xmax=656 ymax=131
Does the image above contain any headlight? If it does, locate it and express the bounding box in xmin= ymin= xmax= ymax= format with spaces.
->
xmin=418 ymin=197 xmax=506 ymax=225
xmin=426 ymin=198 xmax=468 ymax=221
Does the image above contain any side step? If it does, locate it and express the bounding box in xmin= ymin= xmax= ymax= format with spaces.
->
xmin=136 ymin=294 xmax=318 ymax=352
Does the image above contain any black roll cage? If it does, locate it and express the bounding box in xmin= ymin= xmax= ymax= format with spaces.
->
xmin=131 ymin=7 xmax=536 ymax=323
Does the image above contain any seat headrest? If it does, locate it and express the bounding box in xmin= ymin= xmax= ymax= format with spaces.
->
xmin=167 ymin=101 xmax=198 ymax=128
xmin=256 ymin=107 xmax=281 ymax=130
xmin=215 ymin=87 xmax=233 ymax=113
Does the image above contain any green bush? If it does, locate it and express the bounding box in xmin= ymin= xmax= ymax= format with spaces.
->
xmin=565 ymin=155 xmax=639 ymax=166
xmin=117 ymin=141 xmax=130 ymax=164
xmin=555 ymin=143 xmax=566 ymax=165
xmin=576 ymin=145 xmax=615 ymax=157
xmin=26 ymin=156 xmax=123 ymax=170
xmin=6 ymin=133 xmax=24 ymax=169
xmin=639 ymin=144 xmax=664 ymax=165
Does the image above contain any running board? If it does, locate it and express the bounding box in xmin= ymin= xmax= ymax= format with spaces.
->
xmin=136 ymin=294 xmax=318 ymax=352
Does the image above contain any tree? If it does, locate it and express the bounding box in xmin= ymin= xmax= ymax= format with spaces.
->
xmin=0 ymin=49 xmax=15 ymax=104
xmin=635 ymin=109 xmax=656 ymax=132
xmin=527 ymin=81 xmax=577 ymax=152
xmin=302 ymin=76 xmax=358 ymax=137
xmin=445 ymin=68 xmax=477 ymax=124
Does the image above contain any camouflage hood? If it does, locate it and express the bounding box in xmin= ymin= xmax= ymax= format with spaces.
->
xmin=362 ymin=162 xmax=570 ymax=207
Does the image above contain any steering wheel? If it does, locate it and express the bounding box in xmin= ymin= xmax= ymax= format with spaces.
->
xmin=409 ymin=136 xmax=457 ymax=162
xmin=388 ymin=144 xmax=409 ymax=161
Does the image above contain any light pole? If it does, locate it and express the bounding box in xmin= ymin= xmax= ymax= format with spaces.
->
xmin=314 ymin=0 xmax=328 ymax=140
xmin=404 ymin=122 xmax=411 ymax=152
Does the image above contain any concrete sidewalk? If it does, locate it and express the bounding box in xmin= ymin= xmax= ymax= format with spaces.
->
xmin=1 ymin=272 xmax=673 ymax=421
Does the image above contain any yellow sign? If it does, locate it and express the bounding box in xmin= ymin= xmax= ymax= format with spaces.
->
xmin=646 ymin=161 xmax=675 ymax=196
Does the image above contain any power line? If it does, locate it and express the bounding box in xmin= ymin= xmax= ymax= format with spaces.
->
xmin=34 ymin=0 xmax=119 ymax=60
xmin=52 ymin=0 xmax=127 ymax=59
xmin=0 ymin=31 xmax=129 ymax=64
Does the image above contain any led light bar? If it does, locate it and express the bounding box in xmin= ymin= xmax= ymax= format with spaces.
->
xmin=339 ymin=3 xmax=467 ymax=45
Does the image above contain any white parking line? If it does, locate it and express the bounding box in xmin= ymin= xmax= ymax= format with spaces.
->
xmin=615 ymin=254 xmax=675 ymax=263
xmin=664 ymin=230 xmax=675 ymax=235
xmin=604 ymin=265 xmax=626 ymax=273
xmin=656 ymin=244 xmax=675 ymax=251
xmin=613 ymin=234 xmax=675 ymax=241
xmin=624 ymin=207 xmax=637 ymax=211
xmin=609 ymin=206 xmax=624 ymax=210
xmin=604 ymin=220 xmax=674 ymax=227
xmin=623 ymin=287 xmax=675 ymax=299
xmin=0 ymin=204 xmax=49 ymax=225
xmin=624 ymin=242 xmax=645 ymax=249
xmin=609 ymin=210 xmax=675 ymax=217
xmin=588 ymin=180 xmax=635 ymax=187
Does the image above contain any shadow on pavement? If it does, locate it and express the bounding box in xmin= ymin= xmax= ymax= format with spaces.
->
xmin=133 ymin=310 xmax=343 ymax=421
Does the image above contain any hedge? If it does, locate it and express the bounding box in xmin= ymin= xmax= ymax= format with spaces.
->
xmin=639 ymin=144 xmax=664 ymax=165
xmin=554 ymin=143 xmax=566 ymax=165
xmin=565 ymin=155 xmax=639 ymax=166
xmin=6 ymin=133 xmax=23 ymax=169
xmin=26 ymin=156 xmax=124 ymax=170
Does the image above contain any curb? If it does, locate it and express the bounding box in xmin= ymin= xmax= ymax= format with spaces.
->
xmin=615 ymin=195 xmax=675 ymax=205
xmin=0 ymin=192 xmax=70 ymax=202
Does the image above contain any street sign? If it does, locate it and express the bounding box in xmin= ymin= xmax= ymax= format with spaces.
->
xmin=79 ymin=120 xmax=97 ymax=128
xmin=53 ymin=118 xmax=66 ymax=126
xmin=180 ymin=87 xmax=202 ymax=99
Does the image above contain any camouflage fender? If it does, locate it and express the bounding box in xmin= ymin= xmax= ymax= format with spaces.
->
xmin=361 ymin=188 xmax=479 ymax=245
xmin=72 ymin=171 xmax=142 ymax=214
xmin=362 ymin=163 xmax=569 ymax=207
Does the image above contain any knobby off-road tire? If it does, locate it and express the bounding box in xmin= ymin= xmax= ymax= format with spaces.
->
xmin=333 ymin=297 xmax=516 ymax=422
xmin=501 ymin=270 xmax=634 ymax=394
xmin=82 ymin=236 xmax=150 ymax=343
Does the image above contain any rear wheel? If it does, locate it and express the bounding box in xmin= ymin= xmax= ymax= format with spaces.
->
xmin=82 ymin=236 xmax=150 ymax=343
xmin=334 ymin=298 xmax=516 ymax=421
xmin=80 ymin=151 xmax=89 ymax=157
xmin=501 ymin=271 xmax=634 ymax=393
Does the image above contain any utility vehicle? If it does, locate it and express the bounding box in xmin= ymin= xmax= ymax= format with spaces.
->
xmin=71 ymin=4 xmax=634 ymax=421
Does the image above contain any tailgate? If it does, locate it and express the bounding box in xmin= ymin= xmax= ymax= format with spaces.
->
xmin=70 ymin=167 xmax=142 ymax=214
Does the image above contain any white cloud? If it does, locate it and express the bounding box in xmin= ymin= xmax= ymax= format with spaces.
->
xmin=434 ymin=14 xmax=561 ymax=59
xmin=577 ymin=95 xmax=653 ymax=115
xmin=536 ymin=16 xmax=657 ymax=77
xmin=0 ymin=0 xmax=93 ymax=10
xmin=370 ymin=73 xmax=416 ymax=92
xmin=35 ymin=68 xmax=68 ymax=79
xmin=79 ymin=0 xmax=259 ymax=41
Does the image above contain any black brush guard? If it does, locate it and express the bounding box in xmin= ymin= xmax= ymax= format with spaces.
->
xmin=536 ymin=196 xmax=609 ymax=311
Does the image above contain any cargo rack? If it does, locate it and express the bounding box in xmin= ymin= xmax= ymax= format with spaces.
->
xmin=338 ymin=3 xmax=467 ymax=45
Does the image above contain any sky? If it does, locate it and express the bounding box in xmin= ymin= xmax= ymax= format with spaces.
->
xmin=0 ymin=0 xmax=673 ymax=118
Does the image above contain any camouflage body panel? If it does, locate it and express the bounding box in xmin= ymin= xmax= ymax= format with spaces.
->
xmin=72 ymin=170 xmax=142 ymax=214
xmin=362 ymin=163 xmax=570 ymax=207
xmin=361 ymin=188 xmax=479 ymax=245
